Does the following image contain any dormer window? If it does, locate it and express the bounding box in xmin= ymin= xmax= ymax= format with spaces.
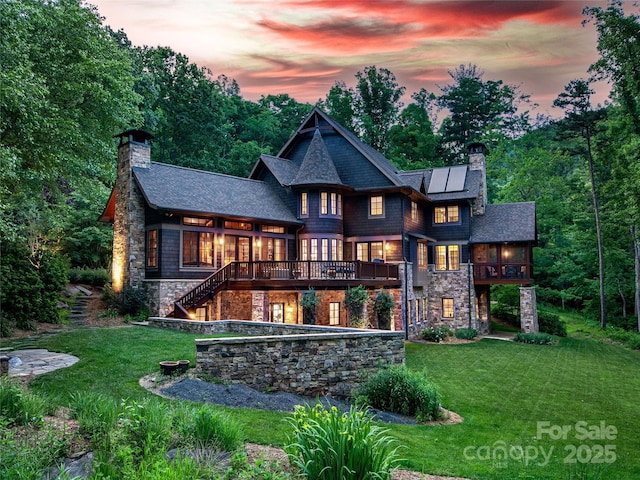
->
xmin=434 ymin=205 xmax=459 ymax=224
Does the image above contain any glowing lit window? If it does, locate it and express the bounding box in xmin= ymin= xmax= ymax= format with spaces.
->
xmin=183 ymin=217 xmax=213 ymax=227
xmin=183 ymin=232 xmax=213 ymax=267
xmin=301 ymin=192 xmax=308 ymax=216
xmin=418 ymin=242 xmax=427 ymax=269
xmin=329 ymin=302 xmax=340 ymax=325
xmin=435 ymin=245 xmax=459 ymax=271
xmin=370 ymin=195 xmax=383 ymax=216
xmin=434 ymin=206 xmax=459 ymax=224
xmin=147 ymin=230 xmax=157 ymax=268
xmin=442 ymin=298 xmax=454 ymax=318
xmin=321 ymin=238 xmax=329 ymax=261
xmin=321 ymin=192 xmax=328 ymax=215
xmin=310 ymin=238 xmax=318 ymax=261
xmin=411 ymin=201 xmax=418 ymax=221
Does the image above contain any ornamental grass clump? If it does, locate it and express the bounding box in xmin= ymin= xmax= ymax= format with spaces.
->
xmin=355 ymin=365 xmax=442 ymax=422
xmin=285 ymin=403 xmax=401 ymax=480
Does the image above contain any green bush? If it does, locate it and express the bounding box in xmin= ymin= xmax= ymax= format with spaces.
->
xmin=69 ymin=267 xmax=110 ymax=286
xmin=421 ymin=325 xmax=452 ymax=342
xmin=345 ymin=285 xmax=369 ymax=328
xmin=103 ymin=284 xmax=149 ymax=316
xmin=455 ymin=327 xmax=478 ymax=339
xmin=374 ymin=288 xmax=395 ymax=330
xmin=538 ymin=310 xmax=567 ymax=337
xmin=514 ymin=332 xmax=556 ymax=345
xmin=0 ymin=377 xmax=47 ymax=426
xmin=285 ymin=403 xmax=401 ymax=480
xmin=0 ymin=312 xmax=15 ymax=337
xmin=355 ymin=365 xmax=441 ymax=421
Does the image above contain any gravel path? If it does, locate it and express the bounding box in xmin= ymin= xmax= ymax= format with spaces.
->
xmin=159 ymin=377 xmax=417 ymax=424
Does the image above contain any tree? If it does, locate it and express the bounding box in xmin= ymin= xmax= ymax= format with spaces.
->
xmin=387 ymin=89 xmax=440 ymax=169
xmin=554 ymin=79 xmax=607 ymax=328
xmin=354 ymin=66 xmax=405 ymax=152
xmin=321 ymin=66 xmax=405 ymax=152
xmin=437 ymin=64 xmax=531 ymax=163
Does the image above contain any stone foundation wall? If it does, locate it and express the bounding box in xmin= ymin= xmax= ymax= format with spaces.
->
xmin=145 ymin=280 xmax=203 ymax=317
xmin=196 ymin=331 xmax=404 ymax=398
xmin=147 ymin=318 xmax=404 ymax=398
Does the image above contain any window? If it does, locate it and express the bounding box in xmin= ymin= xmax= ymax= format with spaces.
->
xmin=337 ymin=194 xmax=342 ymax=216
xmin=442 ymin=298 xmax=454 ymax=318
xmin=411 ymin=201 xmax=418 ymax=221
xmin=195 ymin=306 xmax=208 ymax=321
xmin=321 ymin=192 xmax=328 ymax=215
xmin=331 ymin=239 xmax=338 ymax=261
xmin=261 ymin=225 xmax=285 ymax=233
xmin=418 ymin=242 xmax=427 ymax=269
xmin=310 ymin=238 xmax=318 ymax=261
xmin=371 ymin=241 xmax=384 ymax=261
xmin=435 ymin=245 xmax=460 ymax=271
xmin=270 ymin=303 xmax=284 ymax=323
xmin=147 ymin=230 xmax=158 ymax=267
xmin=329 ymin=302 xmax=340 ymax=325
xmin=370 ymin=195 xmax=383 ymax=216
xmin=434 ymin=205 xmax=459 ymax=224
xmin=356 ymin=242 xmax=369 ymax=262
xmin=330 ymin=193 xmax=337 ymax=215
xmin=224 ymin=220 xmax=252 ymax=231
xmin=263 ymin=238 xmax=284 ymax=261
xmin=321 ymin=238 xmax=329 ymax=261
xmin=301 ymin=192 xmax=308 ymax=216
xmin=183 ymin=217 xmax=213 ymax=227
xmin=183 ymin=231 xmax=213 ymax=267
xmin=301 ymin=239 xmax=308 ymax=260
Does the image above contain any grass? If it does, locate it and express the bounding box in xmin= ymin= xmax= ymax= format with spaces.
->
xmin=6 ymin=322 xmax=640 ymax=480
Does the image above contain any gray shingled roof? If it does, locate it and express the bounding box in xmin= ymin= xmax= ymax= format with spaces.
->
xmin=257 ymin=154 xmax=299 ymax=185
xmin=470 ymin=202 xmax=536 ymax=243
xmin=291 ymin=129 xmax=344 ymax=186
xmin=397 ymin=168 xmax=481 ymax=200
xmin=133 ymin=162 xmax=300 ymax=224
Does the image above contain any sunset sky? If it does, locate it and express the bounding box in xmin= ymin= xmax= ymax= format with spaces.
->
xmin=91 ymin=0 xmax=615 ymax=117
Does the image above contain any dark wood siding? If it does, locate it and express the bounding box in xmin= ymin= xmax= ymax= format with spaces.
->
xmin=425 ymin=202 xmax=471 ymax=242
xmin=300 ymin=190 xmax=344 ymax=235
xmin=343 ymin=193 xmax=404 ymax=237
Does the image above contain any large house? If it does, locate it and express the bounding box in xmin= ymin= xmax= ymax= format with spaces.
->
xmin=100 ymin=108 xmax=538 ymax=336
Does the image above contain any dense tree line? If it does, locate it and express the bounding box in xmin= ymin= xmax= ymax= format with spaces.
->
xmin=1 ymin=0 xmax=638 ymax=334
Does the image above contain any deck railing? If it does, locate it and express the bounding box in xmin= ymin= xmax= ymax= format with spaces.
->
xmin=172 ymin=260 xmax=399 ymax=318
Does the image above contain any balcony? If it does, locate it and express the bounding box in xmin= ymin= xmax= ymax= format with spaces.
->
xmin=172 ymin=260 xmax=400 ymax=318
xmin=473 ymin=263 xmax=531 ymax=285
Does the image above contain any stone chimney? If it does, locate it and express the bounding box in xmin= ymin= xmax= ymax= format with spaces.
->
xmin=468 ymin=142 xmax=487 ymax=216
xmin=112 ymin=130 xmax=153 ymax=293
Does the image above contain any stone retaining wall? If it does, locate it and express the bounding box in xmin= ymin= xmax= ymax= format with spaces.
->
xmin=148 ymin=318 xmax=405 ymax=398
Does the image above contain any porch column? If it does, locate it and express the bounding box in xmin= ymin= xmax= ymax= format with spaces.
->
xmin=519 ymin=286 xmax=539 ymax=333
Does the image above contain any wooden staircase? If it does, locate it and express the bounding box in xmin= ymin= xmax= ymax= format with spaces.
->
xmin=171 ymin=263 xmax=233 ymax=318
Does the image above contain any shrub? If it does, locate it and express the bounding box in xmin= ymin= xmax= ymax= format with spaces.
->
xmin=103 ymin=284 xmax=148 ymax=316
xmin=374 ymin=288 xmax=395 ymax=330
xmin=538 ymin=310 xmax=567 ymax=337
xmin=299 ymin=289 xmax=320 ymax=325
xmin=0 ymin=377 xmax=47 ymax=426
xmin=285 ymin=403 xmax=401 ymax=480
xmin=0 ymin=312 xmax=15 ymax=337
xmin=421 ymin=325 xmax=452 ymax=343
xmin=455 ymin=327 xmax=478 ymax=339
xmin=355 ymin=365 xmax=441 ymax=421
xmin=345 ymin=285 xmax=369 ymax=328
xmin=69 ymin=267 xmax=110 ymax=286
xmin=514 ymin=332 xmax=556 ymax=345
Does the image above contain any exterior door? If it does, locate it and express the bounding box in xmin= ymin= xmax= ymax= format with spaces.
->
xmin=223 ymin=235 xmax=252 ymax=277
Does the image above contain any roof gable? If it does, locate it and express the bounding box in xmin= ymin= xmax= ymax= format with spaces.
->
xmin=291 ymin=129 xmax=343 ymax=186
xmin=470 ymin=202 xmax=536 ymax=243
xmin=133 ymin=162 xmax=300 ymax=224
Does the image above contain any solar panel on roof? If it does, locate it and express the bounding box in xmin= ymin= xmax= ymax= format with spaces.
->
xmin=445 ymin=165 xmax=467 ymax=192
xmin=428 ymin=168 xmax=449 ymax=193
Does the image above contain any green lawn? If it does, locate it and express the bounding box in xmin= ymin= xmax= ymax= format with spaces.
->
xmin=10 ymin=324 xmax=640 ymax=480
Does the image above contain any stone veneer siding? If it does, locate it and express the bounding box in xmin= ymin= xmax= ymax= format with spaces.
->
xmin=519 ymin=286 xmax=539 ymax=333
xmin=113 ymin=141 xmax=149 ymax=292
xmin=148 ymin=318 xmax=404 ymax=398
xmin=425 ymin=264 xmax=487 ymax=334
xmin=145 ymin=279 xmax=204 ymax=317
